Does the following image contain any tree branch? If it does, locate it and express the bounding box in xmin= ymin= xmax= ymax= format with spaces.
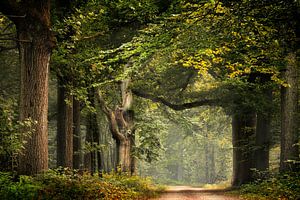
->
xmin=96 ymin=90 xmax=111 ymax=116
xmin=96 ymin=90 xmax=125 ymax=141
xmin=132 ymin=89 xmax=218 ymax=110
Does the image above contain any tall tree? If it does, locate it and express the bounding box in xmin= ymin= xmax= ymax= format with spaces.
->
xmin=0 ymin=0 xmax=55 ymax=175
xmin=280 ymin=52 xmax=299 ymax=172
xmin=232 ymin=112 xmax=256 ymax=186
xmin=73 ymin=98 xmax=82 ymax=169
xmin=56 ymin=81 xmax=73 ymax=168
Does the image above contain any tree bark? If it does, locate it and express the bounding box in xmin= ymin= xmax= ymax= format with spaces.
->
xmin=232 ymin=112 xmax=256 ymax=186
xmin=73 ymin=99 xmax=82 ymax=169
xmin=254 ymin=89 xmax=272 ymax=171
xmin=4 ymin=0 xmax=55 ymax=175
xmin=57 ymin=81 xmax=73 ymax=168
xmin=280 ymin=52 xmax=299 ymax=172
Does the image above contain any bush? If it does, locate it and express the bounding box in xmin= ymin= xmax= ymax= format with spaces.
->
xmin=0 ymin=169 xmax=163 ymax=200
xmin=0 ymin=97 xmax=35 ymax=171
xmin=236 ymin=172 xmax=300 ymax=200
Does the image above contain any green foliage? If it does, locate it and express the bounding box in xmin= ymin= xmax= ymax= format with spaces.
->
xmin=233 ymin=172 xmax=300 ymax=200
xmin=0 ymin=169 xmax=162 ymax=200
xmin=0 ymin=97 xmax=35 ymax=171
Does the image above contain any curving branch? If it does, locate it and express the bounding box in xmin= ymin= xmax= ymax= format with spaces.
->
xmin=96 ymin=90 xmax=125 ymax=141
xmin=132 ymin=89 xmax=219 ymax=110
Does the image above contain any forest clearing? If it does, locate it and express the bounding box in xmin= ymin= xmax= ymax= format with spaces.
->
xmin=0 ymin=0 xmax=299 ymax=199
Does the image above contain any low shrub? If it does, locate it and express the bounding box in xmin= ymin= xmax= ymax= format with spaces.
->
xmin=235 ymin=172 xmax=300 ymax=200
xmin=0 ymin=169 xmax=163 ymax=200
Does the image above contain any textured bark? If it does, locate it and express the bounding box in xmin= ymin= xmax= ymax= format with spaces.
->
xmin=280 ymin=53 xmax=299 ymax=172
xmin=9 ymin=0 xmax=55 ymax=175
xmin=254 ymin=89 xmax=272 ymax=172
xmin=57 ymin=82 xmax=73 ymax=168
xmin=73 ymin=99 xmax=82 ymax=169
xmin=232 ymin=112 xmax=256 ymax=186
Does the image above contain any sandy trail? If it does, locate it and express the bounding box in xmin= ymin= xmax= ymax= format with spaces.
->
xmin=152 ymin=186 xmax=241 ymax=200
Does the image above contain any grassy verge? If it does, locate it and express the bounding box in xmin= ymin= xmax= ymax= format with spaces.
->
xmin=0 ymin=169 xmax=164 ymax=200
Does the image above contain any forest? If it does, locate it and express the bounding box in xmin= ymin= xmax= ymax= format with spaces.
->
xmin=0 ymin=0 xmax=299 ymax=199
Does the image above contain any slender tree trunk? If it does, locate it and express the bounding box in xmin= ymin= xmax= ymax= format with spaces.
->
xmin=254 ymin=89 xmax=272 ymax=171
xmin=232 ymin=112 xmax=256 ymax=186
xmin=57 ymin=81 xmax=73 ymax=168
xmin=73 ymin=99 xmax=82 ymax=169
xmin=204 ymin=133 xmax=209 ymax=183
xmin=17 ymin=18 xmax=54 ymax=175
xmin=130 ymin=130 xmax=137 ymax=175
xmin=280 ymin=52 xmax=299 ymax=172
xmin=84 ymin=119 xmax=92 ymax=172
xmin=210 ymin=144 xmax=216 ymax=183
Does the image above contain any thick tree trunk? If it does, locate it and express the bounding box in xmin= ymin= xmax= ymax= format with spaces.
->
xmin=280 ymin=52 xmax=299 ymax=172
xmin=232 ymin=112 xmax=256 ymax=186
xmin=73 ymin=99 xmax=82 ymax=169
xmin=57 ymin=82 xmax=73 ymax=168
xmin=17 ymin=13 xmax=54 ymax=174
xmin=119 ymin=139 xmax=131 ymax=172
xmin=254 ymin=89 xmax=272 ymax=171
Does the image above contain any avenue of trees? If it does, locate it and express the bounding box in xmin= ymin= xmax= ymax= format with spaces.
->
xmin=0 ymin=0 xmax=299 ymax=189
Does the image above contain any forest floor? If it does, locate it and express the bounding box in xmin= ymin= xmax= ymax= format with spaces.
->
xmin=152 ymin=186 xmax=241 ymax=200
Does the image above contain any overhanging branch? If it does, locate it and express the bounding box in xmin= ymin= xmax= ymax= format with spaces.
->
xmin=132 ymin=89 xmax=219 ymax=110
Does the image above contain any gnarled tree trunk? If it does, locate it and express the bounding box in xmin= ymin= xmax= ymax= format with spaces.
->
xmin=97 ymin=79 xmax=136 ymax=173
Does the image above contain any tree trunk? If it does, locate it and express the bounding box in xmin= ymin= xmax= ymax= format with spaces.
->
xmin=254 ymin=89 xmax=272 ymax=171
xmin=119 ymin=139 xmax=131 ymax=172
xmin=232 ymin=112 xmax=256 ymax=186
xmin=97 ymin=78 xmax=136 ymax=174
xmin=57 ymin=81 xmax=73 ymax=168
xmin=73 ymin=99 xmax=82 ymax=169
xmin=204 ymin=133 xmax=209 ymax=183
xmin=16 ymin=8 xmax=54 ymax=174
xmin=210 ymin=144 xmax=216 ymax=184
xmin=280 ymin=52 xmax=299 ymax=172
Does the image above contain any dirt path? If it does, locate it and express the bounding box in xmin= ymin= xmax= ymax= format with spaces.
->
xmin=152 ymin=186 xmax=241 ymax=200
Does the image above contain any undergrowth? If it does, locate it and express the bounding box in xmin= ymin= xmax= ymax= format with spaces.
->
xmin=232 ymin=172 xmax=300 ymax=200
xmin=0 ymin=169 xmax=164 ymax=200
